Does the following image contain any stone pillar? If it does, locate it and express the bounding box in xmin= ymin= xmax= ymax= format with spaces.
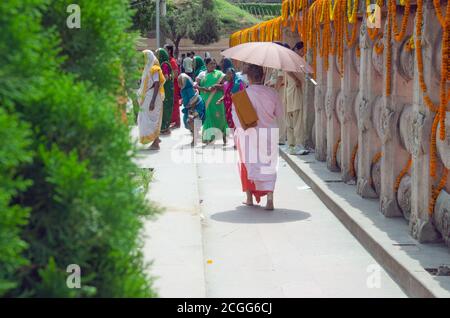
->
xmin=302 ymin=49 xmax=316 ymax=149
xmin=314 ymin=54 xmax=328 ymax=161
xmin=325 ymin=53 xmax=342 ymax=172
xmin=379 ymin=7 xmax=415 ymax=218
xmin=410 ymin=0 xmax=442 ymax=242
xmin=339 ymin=37 xmax=360 ymax=183
xmin=356 ymin=18 xmax=383 ymax=199
xmin=434 ymin=114 xmax=450 ymax=245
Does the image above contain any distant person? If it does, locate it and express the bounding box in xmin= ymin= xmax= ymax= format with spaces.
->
xmin=183 ymin=53 xmax=194 ymax=79
xmin=165 ymin=44 xmax=181 ymax=129
xmin=155 ymin=48 xmax=174 ymax=135
xmin=233 ymin=63 xmax=283 ymax=210
xmin=180 ymin=53 xmax=186 ymax=73
xmin=178 ymin=73 xmax=206 ymax=146
xmin=197 ymin=58 xmax=227 ymax=144
xmin=193 ymin=55 xmax=207 ymax=82
xmin=215 ymin=67 xmax=245 ymax=130
xmin=285 ymin=41 xmax=309 ymax=155
xmin=137 ymin=50 xmax=165 ymax=150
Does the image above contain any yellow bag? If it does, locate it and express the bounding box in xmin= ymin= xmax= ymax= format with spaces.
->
xmin=231 ymin=89 xmax=258 ymax=130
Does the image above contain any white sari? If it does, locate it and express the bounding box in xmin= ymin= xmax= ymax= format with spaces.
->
xmin=138 ymin=50 xmax=165 ymax=144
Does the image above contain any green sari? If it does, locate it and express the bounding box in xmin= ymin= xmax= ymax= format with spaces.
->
xmin=199 ymin=69 xmax=227 ymax=142
xmin=156 ymin=48 xmax=174 ymax=131
xmin=193 ymin=56 xmax=206 ymax=79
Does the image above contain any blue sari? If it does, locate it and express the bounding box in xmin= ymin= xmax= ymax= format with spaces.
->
xmin=179 ymin=74 xmax=206 ymax=129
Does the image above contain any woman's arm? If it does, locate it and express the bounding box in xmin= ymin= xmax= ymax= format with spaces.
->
xmin=149 ymin=81 xmax=160 ymax=111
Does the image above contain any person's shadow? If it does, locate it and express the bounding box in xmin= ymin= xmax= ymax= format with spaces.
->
xmin=210 ymin=206 xmax=311 ymax=224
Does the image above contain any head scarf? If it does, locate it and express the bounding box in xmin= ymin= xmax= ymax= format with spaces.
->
xmin=193 ymin=56 xmax=206 ymax=78
xmin=222 ymin=58 xmax=234 ymax=73
xmin=155 ymin=48 xmax=170 ymax=64
xmin=138 ymin=50 xmax=165 ymax=104
xmin=178 ymin=73 xmax=192 ymax=90
xmin=227 ymin=68 xmax=243 ymax=94
xmin=178 ymin=73 xmax=200 ymax=107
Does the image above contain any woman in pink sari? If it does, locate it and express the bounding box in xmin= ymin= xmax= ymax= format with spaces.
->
xmin=216 ymin=67 xmax=245 ymax=130
xmin=232 ymin=64 xmax=283 ymax=210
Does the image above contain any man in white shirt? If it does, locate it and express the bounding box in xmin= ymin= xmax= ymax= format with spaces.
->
xmin=285 ymin=41 xmax=309 ymax=155
xmin=183 ymin=53 xmax=194 ymax=79
xmin=264 ymin=67 xmax=287 ymax=145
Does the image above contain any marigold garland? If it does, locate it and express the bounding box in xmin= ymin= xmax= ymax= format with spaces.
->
xmin=370 ymin=151 xmax=383 ymax=188
xmin=332 ymin=138 xmax=342 ymax=167
xmin=394 ymin=155 xmax=412 ymax=192
xmin=386 ymin=0 xmax=393 ymax=96
xmin=350 ymin=143 xmax=359 ymax=178
xmin=430 ymin=113 xmax=440 ymax=178
xmin=434 ymin=0 xmax=446 ymax=28
xmin=429 ymin=168 xmax=448 ymax=216
xmin=392 ymin=0 xmax=411 ymax=42
xmin=372 ymin=151 xmax=383 ymax=165
xmin=439 ymin=0 xmax=450 ymax=140
xmin=374 ymin=35 xmax=384 ymax=55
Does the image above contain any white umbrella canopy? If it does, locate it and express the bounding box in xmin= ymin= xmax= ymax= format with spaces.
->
xmin=221 ymin=42 xmax=313 ymax=74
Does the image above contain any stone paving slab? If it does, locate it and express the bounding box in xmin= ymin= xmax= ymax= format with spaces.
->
xmin=199 ymin=144 xmax=406 ymax=298
xmin=279 ymin=146 xmax=450 ymax=298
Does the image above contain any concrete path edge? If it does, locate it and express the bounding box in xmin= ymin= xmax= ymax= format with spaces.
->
xmin=280 ymin=148 xmax=448 ymax=298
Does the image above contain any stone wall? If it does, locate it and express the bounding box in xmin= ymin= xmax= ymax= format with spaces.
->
xmin=282 ymin=0 xmax=450 ymax=245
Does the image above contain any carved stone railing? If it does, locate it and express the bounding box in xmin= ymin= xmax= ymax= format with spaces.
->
xmin=279 ymin=0 xmax=449 ymax=246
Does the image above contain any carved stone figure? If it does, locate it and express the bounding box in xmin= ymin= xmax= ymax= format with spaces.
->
xmin=433 ymin=190 xmax=450 ymax=247
xmin=397 ymin=175 xmax=412 ymax=221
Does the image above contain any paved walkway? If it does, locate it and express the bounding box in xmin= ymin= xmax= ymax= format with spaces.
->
xmin=135 ymin=126 xmax=407 ymax=298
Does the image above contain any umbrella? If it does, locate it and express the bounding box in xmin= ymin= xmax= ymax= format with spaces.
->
xmin=221 ymin=42 xmax=313 ymax=74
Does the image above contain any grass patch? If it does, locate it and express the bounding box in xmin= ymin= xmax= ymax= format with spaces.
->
xmin=214 ymin=0 xmax=261 ymax=33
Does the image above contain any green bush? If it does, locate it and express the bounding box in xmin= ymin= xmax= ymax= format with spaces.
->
xmin=1 ymin=0 xmax=158 ymax=297
xmin=190 ymin=10 xmax=221 ymax=44
xmin=0 ymin=109 xmax=32 ymax=296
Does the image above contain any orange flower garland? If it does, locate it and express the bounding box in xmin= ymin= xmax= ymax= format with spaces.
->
xmin=374 ymin=35 xmax=384 ymax=55
xmin=415 ymin=0 xmax=440 ymax=113
xmin=394 ymin=156 xmax=412 ymax=192
xmin=392 ymin=0 xmax=411 ymax=42
xmin=429 ymin=168 xmax=448 ymax=216
xmin=439 ymin=0 xmax=450 ymax=140
xmin=350 ymin=143 xmax=359 ymax=178
xmin=430 ymin=113 xmax=440 ymax=178
xmin=332 ymin=138 xmax=342 ymax=167
xmin=433 ymin=0 xmax=445 ymax=28
xmin=372 ymin=151 xmax=383 ymax=165
xmin=386 ymin=0 xmax=393 ymax=96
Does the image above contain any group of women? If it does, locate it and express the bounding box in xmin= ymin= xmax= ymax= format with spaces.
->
xmin=138 ymin=48 xmax=281 ymax=210
xmin=138 ymin=48 xmax=245 ymax=149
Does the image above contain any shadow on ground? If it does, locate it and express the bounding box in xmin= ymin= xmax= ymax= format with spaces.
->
xmin=211 ymin=206 xmax=311 ymax=224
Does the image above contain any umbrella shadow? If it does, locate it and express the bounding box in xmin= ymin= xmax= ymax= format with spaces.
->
xmin=210 ymin=206 xmax=311 ymax=224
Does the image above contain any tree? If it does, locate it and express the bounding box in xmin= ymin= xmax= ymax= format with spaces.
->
xmin=189 ymin=0 xmax=221 ymax=45
xmin=1 ymin=0 xmax=158 ymax=297
xmin=190 ymin=10 xmax=220 ymax=45
xmin=131 ymin=0 xmax=156 ymax=38
xmin=160 ymin=2 xmax=195 ymax=57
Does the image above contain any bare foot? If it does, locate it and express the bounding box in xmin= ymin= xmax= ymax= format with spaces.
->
xmin=149 ymin=141 xmax=160 ymax=150
xmin=265 ymin=200 xmax=274 ymax=210
xmin=243 ymin=191 xmax=253 ymax=206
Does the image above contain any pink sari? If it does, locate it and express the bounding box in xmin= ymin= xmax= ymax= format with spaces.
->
xmin=232 ymin=85 xmax=283 ymax=201
xmin=223 ymin=80 xmax=244 ymax=129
